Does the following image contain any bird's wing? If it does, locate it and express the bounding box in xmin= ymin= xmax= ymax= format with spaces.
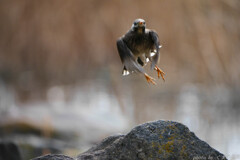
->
xmin=149 ymin=31 xmax=160 ymax=69
xmin=116 ymin=38 xmax=145 ymax=74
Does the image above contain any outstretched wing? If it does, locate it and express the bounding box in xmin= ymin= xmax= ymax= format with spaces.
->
xmin=149 ymin=31 xmax=161 ymax=69
xmin=116 ymin=38 xmax=145 ymax=74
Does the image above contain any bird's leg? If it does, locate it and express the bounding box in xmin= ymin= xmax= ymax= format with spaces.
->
xmin=154 ymin=65 xmax=165 ymax=81
xmin=144 ymin=73 xmax=156 ymax=85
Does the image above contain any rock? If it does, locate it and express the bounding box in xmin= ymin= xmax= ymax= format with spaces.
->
xmin=32 ymin=120 xmax=227 ymax=160
xmin=77 ymin=120 xmax=227 ymax=160
xmin=31 ymin=154 xmax=74 ymax=160
xmin=0 ymin=141 xmax=22 ymax=160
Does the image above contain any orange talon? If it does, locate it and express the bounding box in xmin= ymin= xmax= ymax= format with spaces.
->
xmin=144 ymin=73 xmax=156 ymax=85
xmin=154 ymin=66 xmax=165 ymax=81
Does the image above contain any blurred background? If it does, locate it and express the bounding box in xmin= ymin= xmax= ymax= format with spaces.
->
xmin=0 ymin=0 xmax=240 ymax=159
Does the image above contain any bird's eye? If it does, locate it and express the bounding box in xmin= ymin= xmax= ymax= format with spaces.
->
xmin=134 ymin=22 xmax=137 ymax=25
xmin=143 ymin=22 xmax=146 ymax=24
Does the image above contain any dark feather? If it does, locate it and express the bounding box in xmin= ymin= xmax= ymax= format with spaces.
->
xmin=137 ymin=57 xmax=144 ymax=66
xmin=149 ymin=31 xmax=160 ymax=69
xmin=116 ymin=39 xmax=145 ymax=74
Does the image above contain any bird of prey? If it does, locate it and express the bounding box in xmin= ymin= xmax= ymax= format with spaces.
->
xmin=116 ymin=18 xmax=165 ymax=85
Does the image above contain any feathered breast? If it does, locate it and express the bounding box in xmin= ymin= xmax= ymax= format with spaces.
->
xmin=123 ymin=31 xmax=154 ymax=56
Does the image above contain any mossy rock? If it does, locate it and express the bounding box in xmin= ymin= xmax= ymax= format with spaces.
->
xmin=33 ymin=120 xmax=227 ymax=160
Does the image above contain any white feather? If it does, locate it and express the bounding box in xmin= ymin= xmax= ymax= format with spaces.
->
xmin=150 ymin=52 xmax=156 ymax=57
xmin=146 ymin=58 xmax=149 ymax=62
xmin=123 ymin=70 xmax=130 ymax=76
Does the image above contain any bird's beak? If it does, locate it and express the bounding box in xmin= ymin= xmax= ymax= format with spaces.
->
xmin=138 ymin=21 xmax=144 ymax=27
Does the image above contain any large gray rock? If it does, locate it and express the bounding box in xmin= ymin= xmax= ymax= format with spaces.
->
xmin=32 ymin=154 xmax=74 ymax=160
xmin=33 ymin=120 xmax=227 ymax=160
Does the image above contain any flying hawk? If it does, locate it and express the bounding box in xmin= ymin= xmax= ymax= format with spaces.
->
xmin=116 ymin=18 xmax=165 ymax=85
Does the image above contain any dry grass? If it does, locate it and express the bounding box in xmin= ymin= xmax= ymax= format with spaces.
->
xmin=0 ymin=0 xmax=239 ymax=98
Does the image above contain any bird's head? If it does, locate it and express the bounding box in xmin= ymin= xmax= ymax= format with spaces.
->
xmin=131 ymin=19 xmax=146 ymax=33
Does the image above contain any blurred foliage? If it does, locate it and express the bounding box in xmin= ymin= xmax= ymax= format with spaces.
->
xmin=0 ymin=0 xmax=240 ymax=92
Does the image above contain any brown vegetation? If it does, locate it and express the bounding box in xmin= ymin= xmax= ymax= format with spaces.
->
xmin=1 ymin=0 xmax=239 ymax=90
